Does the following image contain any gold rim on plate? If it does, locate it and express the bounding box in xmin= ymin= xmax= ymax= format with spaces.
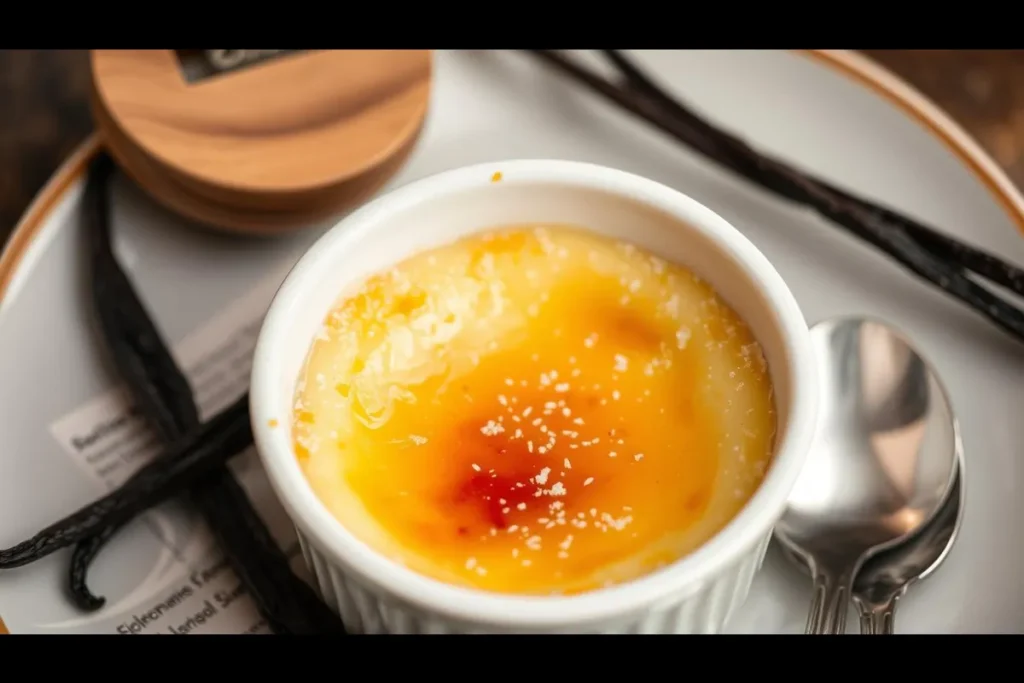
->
xmin=0 ymin=49 xmax=1020 ymax=635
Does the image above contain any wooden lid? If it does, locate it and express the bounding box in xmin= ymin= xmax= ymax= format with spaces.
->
xmin=91 ymin=50 xmax=431 ymax=195
xmin=89 ymin=50 xmax=432 ymax=234
xmin=92 ymin=85 xmax=418 ymax=234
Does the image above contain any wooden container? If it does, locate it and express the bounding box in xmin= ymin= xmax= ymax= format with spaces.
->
xmin=90 ymin=50 xmax=433 ymax=235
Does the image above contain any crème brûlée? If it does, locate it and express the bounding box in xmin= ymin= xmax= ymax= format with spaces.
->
xmin=290 ymin=225 xmax=776 ymax=596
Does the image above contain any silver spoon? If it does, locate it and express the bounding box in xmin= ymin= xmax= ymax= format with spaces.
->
xmin=778 ymin=450 xmax=963 ymax=633
xmin=773 ymin=317 xmax=960 ymax=634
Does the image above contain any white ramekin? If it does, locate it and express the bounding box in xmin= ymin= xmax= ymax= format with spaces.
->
xmin=250 ymin=160 xmax=817 ymax=634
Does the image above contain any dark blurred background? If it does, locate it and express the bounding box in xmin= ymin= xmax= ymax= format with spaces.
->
xmin=3 ymin=50 xmax=1023 ymax=240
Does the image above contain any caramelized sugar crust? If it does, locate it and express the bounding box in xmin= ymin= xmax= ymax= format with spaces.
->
xmin=292 ymin=226 xmax=776 ymax=595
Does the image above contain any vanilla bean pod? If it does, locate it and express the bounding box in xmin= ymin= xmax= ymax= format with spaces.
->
xmin=81 ymin=152 xmax=345 ymax=634
xmin=68 ymin=526 xmax=120 ymax=609
xmin=189 ymin=473 xmax=348 ymax=634
xmin=87 ymin=154 xmax=201 ymax=437
xmin=528 ymin=50 xmax=1024 ymax=344
xmin=67 ymin=153 xmax=204 ymax=609
xmin=825 ymin=182 xmax=1024 ymax=296
xmin=599 ymin=49 xmax=1024 ymax=298
xmin=0 ymin=395 xmax=251 ymax=569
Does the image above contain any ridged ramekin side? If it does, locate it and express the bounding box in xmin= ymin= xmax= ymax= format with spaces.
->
xmin=296 ymin=529 xmax=773 ymax=634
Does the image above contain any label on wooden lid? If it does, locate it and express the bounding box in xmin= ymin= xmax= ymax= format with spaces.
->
xmin=173 ymin=50 xmax=308 ymax=83
xmin=91 ymin=50 xmax=432 ymax=196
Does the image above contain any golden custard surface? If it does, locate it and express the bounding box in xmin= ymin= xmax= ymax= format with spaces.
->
xmin=292 ymin=226 xmax=775 ymax=595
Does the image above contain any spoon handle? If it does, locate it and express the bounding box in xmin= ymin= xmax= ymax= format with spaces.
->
xmin=807 ymin=568 xmax=855 ymax=634
xmin=805 ymin=571 xmax=828 ymax=634
xmin=856 ymin=590 xmax=902 ymax=634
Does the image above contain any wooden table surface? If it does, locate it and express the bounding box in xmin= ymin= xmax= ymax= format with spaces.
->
xmin=2 ymin=50 xmax=1024 ymax=239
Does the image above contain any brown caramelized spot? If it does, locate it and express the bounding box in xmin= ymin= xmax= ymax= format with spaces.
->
xmin=454 ymin=471 xmax=536 ymax=530
xmin=685 ymin=491 xmax=709 ymax=513
xmin=599 ymin=307 xmax=665 ymax=354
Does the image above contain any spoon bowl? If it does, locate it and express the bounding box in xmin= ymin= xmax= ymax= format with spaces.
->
xmin=774 ymin=317 xmax=960 ymax=634
xmin=851 ymin=448 xmax=964 ymax=634
xmin=778 ymin=449 xmax=963 ymax=633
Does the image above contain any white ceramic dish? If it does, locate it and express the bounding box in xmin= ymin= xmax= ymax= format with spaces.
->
xmin=1 ymin=50 xmax=1023 ymax=634
xmin=250 ymin=159 xmax=818 ymax=634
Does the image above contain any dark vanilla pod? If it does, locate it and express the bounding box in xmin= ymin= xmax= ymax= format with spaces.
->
xmin=67 ymin=152 xmax=205 ymax=610
xmin=0 ymin=393 xmax=252 ymax=569
xmin=76 ymin=153 xmax=346 ymax=634
xmin=0 ymin=153 xmax=345 ymax=633
xmin=527 ymin=50 xmax=1024 ymax=345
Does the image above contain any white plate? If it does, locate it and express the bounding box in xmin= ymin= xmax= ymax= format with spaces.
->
xmin=1 ymin=50 xmax=1022 ymax=635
